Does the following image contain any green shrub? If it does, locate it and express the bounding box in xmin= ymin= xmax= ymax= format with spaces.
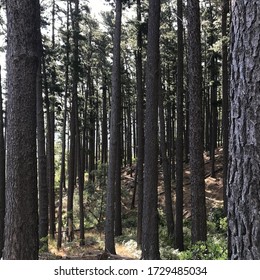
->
xmin=179 ymin=238 xmax=227 ymax=260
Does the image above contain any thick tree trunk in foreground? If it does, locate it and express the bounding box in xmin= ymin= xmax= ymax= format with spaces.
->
xmin=228 ymin=0 xmax=260 ymax=260
xmin=3 ymin=0 xmax=40 ymax=259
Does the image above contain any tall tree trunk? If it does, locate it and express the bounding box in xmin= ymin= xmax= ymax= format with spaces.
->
xmin=67 ymin=0 xmax=80 ymax=242
xmin=48 ymin=0 xmax=56 ymax=239
xmin=115 ymin=93 xmax=122 ymax=236
xmin=208 ymin=3 xmax=218 ymax=178
xmin=57 ymin=94 xmax=67 ymax=249
xmin=136 ymin=0 xmax=144 ymax=247
xmin=187 ymin=0 xmax=207 ymax=244
xmin=228 ymin=0 xmax=260 ymax=260
xmin=222 ymin=0 xmax=229 ymax=216
xmin=76 ymin=107 xmax=85 ymax=246
xmin=88 ymin=70 xmax=95 ymax=190
xmin=57 ymin=0 xmax=70 ymax=250
xmin=37 ymin=61 xmax=48 ymax=251
xmin=175 ymin=0 xmax=184 ymax=251
xmin=105 ymin=0 xmax=122 ymax=255
xmin=114 ymin=137 xmax=122 ymax=236
xmin=101 ymin=77 xmax=108 ymax=164
xmin=3 ymin=0 xmax=40 ymax=259
xmin=0 ymin=67 xmax=5 ymax=258
xmin=142 ymin=0 xmax=161 ymax=260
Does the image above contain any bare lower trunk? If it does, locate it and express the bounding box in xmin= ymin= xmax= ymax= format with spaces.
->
xmin=142 ymin=0 xmax=161 ymax=260
xmin=187 ymin=0 xmax=207 ymax=244
xmin=4 ymin=0 xmax=40 ymax=259
xmin=228 ymin=0 xmax=260 ymax=260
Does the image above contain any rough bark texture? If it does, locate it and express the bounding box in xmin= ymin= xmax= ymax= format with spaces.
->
xmin=0 ymin=68 xmax=5 ymax=258
xmin=228 ymin=0 xmax=260 ymax=260
xmin=4 ymin=0 xmax=40 ymax=259
xmin=105 ymin=0 xmax=122 ymax=255
xmin=187 ymin=0 xmax=207 ymax=244
xmin=142 ymin=0 xmax=161 ymax=260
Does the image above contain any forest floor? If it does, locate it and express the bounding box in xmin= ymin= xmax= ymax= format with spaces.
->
xmin=40 ymin=148 xmax=224 ymax=260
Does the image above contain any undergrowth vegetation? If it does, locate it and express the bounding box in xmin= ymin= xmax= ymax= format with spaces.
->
xmin=50 ymin=159 xmax=227 ymax=260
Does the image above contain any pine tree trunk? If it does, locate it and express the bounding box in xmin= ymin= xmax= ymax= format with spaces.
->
xmin=4 ymin=0 xmax=40 ymax=259
xmin=175 ymin=0 xmax=184 ymax=251
xmin=208 ymin=4 xmax=218 ymax=178
xmin=114 ymin=142 xmax=122 ymax=236
xmin=105 ymin=0 xmax=122 ymax=255
xmin=57 ymin=0 xmax=70 ymax=250
xmin=88 ymin=70 xmax=96 ymax=190
xmin=136 ymin=0 xmax=144 ymax=247
xmin=76 ymin=109 xmax=85 ymax=246
xmin=115 ymin=95 xmax=122 ymax=237
xmin=67 ymin=0 xmax=80 ymax=242
xmin=48 ymin=0 xmax=56 ymax=239
xmin=0 ymin=67 xmax=5 ymax=258
xmin=187 ymin=0 xmax=207 ymax=244
xmin=222 ymin=0 xmax=229 ymax=216
xmin=57 ymin=97 xmax=67 ymax=249
xmin=228 ymin=0 xmax=260 ymax=260
xmin=142 ymin=0 xmax=161 ymax=260
xmin=101 ymin=77 xmax=108 ymax=164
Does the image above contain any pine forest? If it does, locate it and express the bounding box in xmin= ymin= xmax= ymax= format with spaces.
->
xmin=0 ymin=0 xmax=259 ymax=260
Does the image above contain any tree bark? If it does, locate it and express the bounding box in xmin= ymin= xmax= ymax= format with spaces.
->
xmin=4 ymin=0 xmax=40 ymax=259
xmin=136 ymin=0 xmax=144 ymax=247
xmin=228 ymin=0 xmax=260 ymax=260
xmin=47 ymin=0 xmax=56 ymax=239
xmin=142 ymin=0 xmax=161 ymax=260
xmin=222 ymin=0 xmax=229 ymax=216
xmin=105 ymin=0 xmax=122 ymax=255
xmin=187 ymin=0 xmax=207 ymax=244
xmin=208 ymin=3 xmax=218 ymax=178
xmin=67 ymin=0 xmax=80 ymax=242
xmin=175 ymin=0 xmax=184 ymax=251
xmin=101 ymin=77 xmax=108 ymax=164
xmin=57 ymin=0 xmax=70 ymax=250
